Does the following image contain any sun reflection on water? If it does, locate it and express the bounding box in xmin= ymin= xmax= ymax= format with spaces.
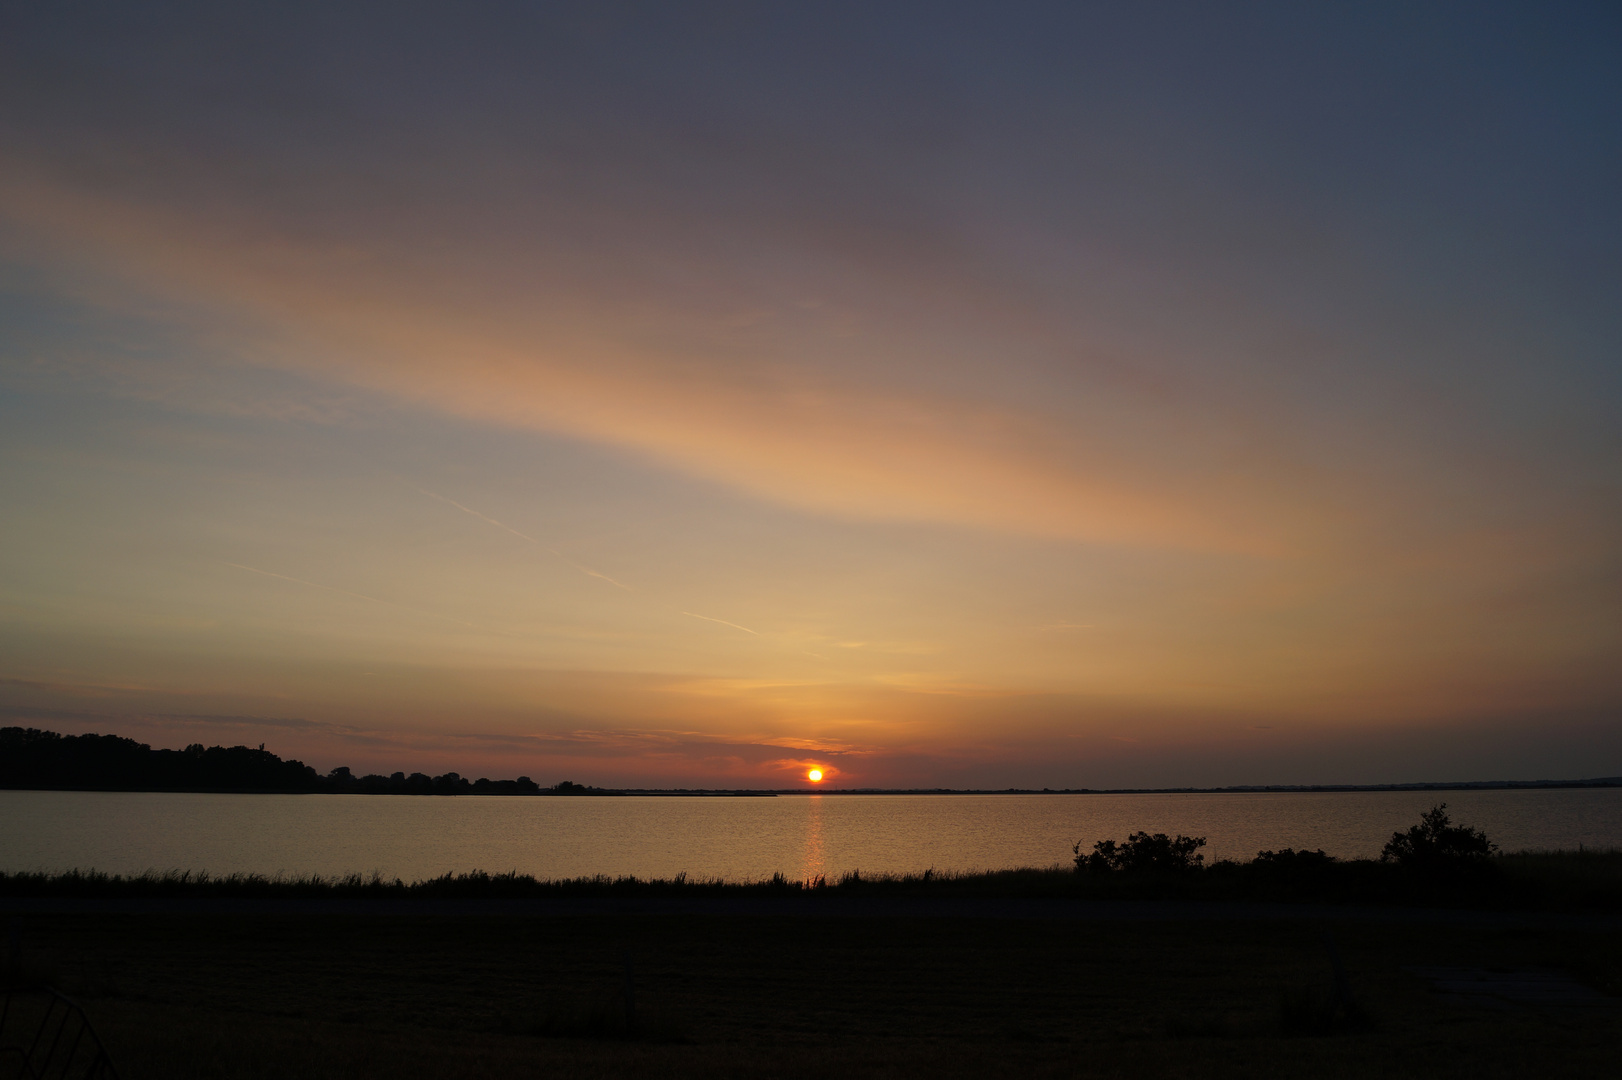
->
xmin=800 ymin=794 xmax=825 ymax=884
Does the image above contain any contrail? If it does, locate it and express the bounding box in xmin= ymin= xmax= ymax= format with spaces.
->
xmin=421 ymin=490 xmax=534 ymax=544
xmin=421 ymin=489 xmax=631 ymax=590
xmin=221 ymin=562 xmax=482 ymax=629
xmin=223 ymin=562 xmax=387 ymax=605
xmin=682 ymin=611 xmax=759 ymax=635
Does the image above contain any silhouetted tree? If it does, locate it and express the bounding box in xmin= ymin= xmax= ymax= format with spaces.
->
xmin=1074 ymin=831 xmax=1206 ymax=873
xmin=0 ymin=727 xmax=324 ymax=791
xmin=1 ymin=726 xmax=570 ymax=796
xmin=1381 ymin=803 xmax=1496 ymax=868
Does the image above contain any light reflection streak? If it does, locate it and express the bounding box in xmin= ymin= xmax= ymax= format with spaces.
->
xmin=800 ymin=794 xmax=825 ymax=884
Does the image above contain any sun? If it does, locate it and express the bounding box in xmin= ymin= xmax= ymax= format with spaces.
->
xmin=807 ymin=768 xmax=824 ymax=783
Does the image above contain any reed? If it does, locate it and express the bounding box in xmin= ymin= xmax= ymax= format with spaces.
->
xmin=2 ymin=850 xmax=1619 ymax=909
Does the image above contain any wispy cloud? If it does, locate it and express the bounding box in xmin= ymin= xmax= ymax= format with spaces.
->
xmin=221 ymin=561 xmax=483 ymax=629
xmin=3 ymin=5 xmax=1618 ymax=788
xmin=682 ymin=611 xmax=759 ymax=635
xmin=421 ymin=489 xmax=631 ymax=590
xmin=223 ymin=562 xmax=388 ymax=606
xmin=0 ymin=170 xmax=1281 ymax=555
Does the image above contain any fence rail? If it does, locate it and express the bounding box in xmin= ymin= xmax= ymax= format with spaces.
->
xmin=0 ymin=988 xmax=119 ymax=1080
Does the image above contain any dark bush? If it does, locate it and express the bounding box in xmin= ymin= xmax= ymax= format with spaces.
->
xmin=1074 ymin=831 xmax=1207 ymax=873
xmin=1380 ymin=803 xmax=1496 ymax=869
xmin=1254 ymin=848 xmax=1337 ymax=868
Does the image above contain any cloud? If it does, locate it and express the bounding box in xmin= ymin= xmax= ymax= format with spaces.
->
xmin=2 ymin=8 xmax=1618 ymax=790
xmin=6 ymin=662 xmax=1621 ymax=786
xmin=420 ymin=489 xmax=631 ymax=589
xmin=222 ymin=562 xmax=389 ymax=606
xmin=0 ymin=162 xmax=1291 ymax=555
xmin=682 ymin=612 xmax=759 ymax=635
xmin=222 ymin=561 xmax=486 ymax=630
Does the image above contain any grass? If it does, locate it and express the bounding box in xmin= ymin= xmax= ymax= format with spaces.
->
xmin=3 ymin=909 xmax=1619 ymax=1078
xmin=4 ymin=850 xmax=1621 ymax=909
xmin=4 ymin=852 xmax=1617 ymax=1075
xmin=1497 ymin=849 xmax=1622 ymax=895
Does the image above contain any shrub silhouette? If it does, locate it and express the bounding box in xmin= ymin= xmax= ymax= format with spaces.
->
xmin=1380 ymin=803 xmax=1496 ymax=868
xmin=1074 ymin=831 xmax=1206 ymax=873
xmin=1253 ymin=848 xmax=1337 ymax=868
xmin=0 ymin=726 xmax=560 ymax=795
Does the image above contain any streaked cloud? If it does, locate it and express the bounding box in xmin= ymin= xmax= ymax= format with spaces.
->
xmin=681 ymin=612 xmax=759 ymax=636
xmin=0 ymin=3 xmax=1617 ymax=783
xmin=421 ymin=489 xmax=631 ymax=590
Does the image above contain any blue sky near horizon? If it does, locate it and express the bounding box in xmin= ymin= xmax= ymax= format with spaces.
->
xmin=1 ymin=2 xmax=1619 ymax=786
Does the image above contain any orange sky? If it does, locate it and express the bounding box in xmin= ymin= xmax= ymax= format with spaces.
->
xmin=1 ymin=4 xmax=1618 ymax=785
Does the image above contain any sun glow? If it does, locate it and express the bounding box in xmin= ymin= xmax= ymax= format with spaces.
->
xmin=807 ymin=768 xmax=824 ymax=783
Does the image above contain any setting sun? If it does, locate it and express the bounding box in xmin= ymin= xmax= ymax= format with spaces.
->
xmin=807 ymin=769 xmax=824 ymax=783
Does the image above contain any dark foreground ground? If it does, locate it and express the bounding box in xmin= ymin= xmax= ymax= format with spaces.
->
xmin=4 ymin=900 xmax=1620 ymax=1078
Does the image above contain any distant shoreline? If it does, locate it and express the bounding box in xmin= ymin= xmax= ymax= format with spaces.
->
xmin=3 ymin=778 xmax=1621 ymax=796
xmin=784 ymin=778 xmax=1622 ymax=795
xmin=602 ymin=778 xmax=1622 ymax=796
xmin=6 ymin=726 xmax=1620 ymax=796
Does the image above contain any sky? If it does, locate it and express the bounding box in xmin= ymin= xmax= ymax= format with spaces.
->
xmin=1 ymin=2 xmax=1619 ymax=788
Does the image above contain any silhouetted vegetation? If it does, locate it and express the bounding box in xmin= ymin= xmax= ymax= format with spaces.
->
xmin=1054 ymin=806 xmax=1567 ymax=907
xmin=4 ymin=805 xmax=1622 ymax=1078
xmin=5 ymin=758 xmax=1619 ymax=909
xmin=8 ymin=725 xmax=1620 ymax=798
xmin=1252 ymin=847 xmax=1337 ymax=869
xmin=323 ymin=768 xmax=551 ymax=796
xmin=1074 ymin=831 xmax=1207 ymax=873
xmin=1380 ymin=802 xmax=1497 ymax=868
xmin=3 ymin=856 xmax=1618 ymax=911
xmin=0 ymin=727 xmax=577 ymax=795
xmin=12 ymin=900 xmax=1622 ymax=1079
xmin=0 ymin=727 xmax=324 ymax=792
xmin=0 ymin=726 xmax=787 ymax=795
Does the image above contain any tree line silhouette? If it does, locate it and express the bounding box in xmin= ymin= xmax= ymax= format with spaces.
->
xmin=1071 ymin=803 xmax=1498 ymax=877
xmin=0 ymin=727 xmax=601 ymax=795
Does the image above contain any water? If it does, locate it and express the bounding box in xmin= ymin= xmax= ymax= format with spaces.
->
xmin=2 ymin=788 xmax=1619 ymax=883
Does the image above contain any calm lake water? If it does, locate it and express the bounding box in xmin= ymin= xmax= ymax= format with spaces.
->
xmin=2 ymin=788 xmax=1619 ymax=883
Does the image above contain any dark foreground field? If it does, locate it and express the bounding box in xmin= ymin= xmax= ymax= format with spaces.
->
xmin=4 ymin=900 xmax=1620 ymax=1079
